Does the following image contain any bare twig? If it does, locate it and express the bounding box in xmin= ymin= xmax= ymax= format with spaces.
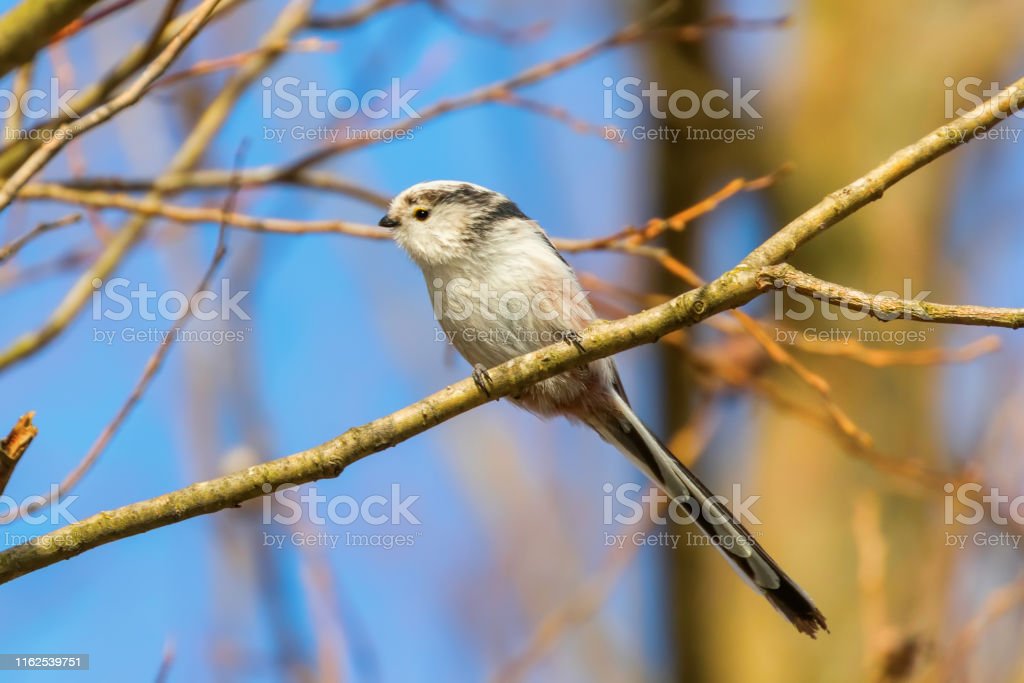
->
xmin=0 ymin=0 xmax=309 ymax=373
xmin=153 ymin=639 xmax=175 ymax=683
xmin=16 ymin=184 xmax=384 ymax=237
xmin=290 ymin=7 xmax=791 ymax=172
xmin=306 ymin=0 xmax=409 ymax=29
xmin=791 ymin=334 xmax=1002 ymax=367
xmin=45 ymin=168 xmax=391 ymax=206
xmin=49 ymin=0 xmax=145 ymax=44
xmin=280 ymin=1 xmax=681 ymax=173
xmin=0 ymin=413 xmax=38 ymax=497
xmin=0 ymin=0 xmax=246 ymax=177
xmin=426 ymin=0 xmax=548 ymax=43
xmin=558 ymin=167 xmax=790 ymax=253
xmin=0 ymin=212 xmax=82 ymax=264
xmin=491 ymin=521 xmax=649 ymax=683
xmin=0 ymin=70 xmax=1020 ymax=587
xmin=153 ymin=38 xmax=335 ymax=89
xmin=941 ymin=573 xmax=1024 ymax=679
xmin=759 ymin=264 xmax=1024 ymax=329
xmin=0 ymin=0 xmax=104 ymax=79
xmin=0 ymin=0 xmax=223 ymax=214
xmin=0 ymin=145 xmax=245 ymax=525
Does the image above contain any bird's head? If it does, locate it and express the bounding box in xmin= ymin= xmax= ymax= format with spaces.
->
xmin=379 ymin=180 xmax=528 ymax=267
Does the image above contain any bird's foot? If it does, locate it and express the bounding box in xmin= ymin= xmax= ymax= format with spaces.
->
xmin=562 ymin=330 xmax=585 ymax=353
xmin=472 ymin=363 xmax=493 ymax=397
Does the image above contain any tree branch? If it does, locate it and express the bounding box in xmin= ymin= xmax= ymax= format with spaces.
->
xmin=0 ymin=0 xmax=247 ymax=179
xmin=0 ymin=0 xmax=103 ymax=79
xmin=0 ymin=72 xmax=1021 ymax=588
xmin=0 ymin=0 xmax=308 ymax=373
xmin=759 ymin=264 xmax=1024 ymax=329
xmin=741 ymin=77 xmax=1024 ymax=268
xmin=0 ymin=269 xmax=746 ymax=584
xmin=0 ymin=412 xmax=38 ymax=497
xmin=0 ymin=0 xmax=225 ymax=216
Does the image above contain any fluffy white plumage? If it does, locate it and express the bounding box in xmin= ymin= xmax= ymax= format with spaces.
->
xmin=380 ymin=180 xmax=828 ymax=637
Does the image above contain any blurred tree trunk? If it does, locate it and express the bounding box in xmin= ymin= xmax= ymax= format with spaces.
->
xmin=645 ymin=1 xmax=1022 ymax=679
xmin=647 ymin=2 xmax=719 ymax=680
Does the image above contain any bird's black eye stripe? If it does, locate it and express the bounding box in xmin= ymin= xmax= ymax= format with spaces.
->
xmin=414 ymin=208 xmax=430 ymax=221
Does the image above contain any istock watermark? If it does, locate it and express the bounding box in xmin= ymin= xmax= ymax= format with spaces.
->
xmin=91 ymin=277 xmax=251 ymax=322
xmin=942 ymin=76 xmax=1023 ymax=143
xmin=262 ymin=77 xmax=421 ymax=120
xmin=601 ymin=482 xmax=764 ymax=550
xmin=260 ymin=76 xmax=421 ymax=144
xmin=773 ymin=327 xmax=930 ymax=347
xmin=261 ymin=482 xmax=422 ymax=526
xmin=603 ymin=482 xmax=761 ymax=525
xmin=603 ymin=77 xmax=761 ymax=119
xmin=601 ymin=76 xmax=763 ymax=144
xmin=768 ymin=278 xmax=936 ymax=346
xmin=771 ymin=278 xmax=932 ymax=322
xmin=260 ymin=483 xmax=422 ymax=550
xmin=428 ymin=275 xmax=594 ymax=346
xmin=598 ymin=483 xmax=765 ymax=552
xmin=0 ymin=484 xmax=78 ymax=526
xmin=943 ymin=482 xmax=1024 ymax=550
xmin=1 ymin=78 xmax=80 ymax=142
xmin=90 ymin=278 xmax=251 ymax=345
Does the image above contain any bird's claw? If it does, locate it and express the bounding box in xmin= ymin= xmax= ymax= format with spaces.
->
xmin=562 ymin=330 xmax=585 ymax=353
xmin=472 ymin=363 xmax=493 ymax=396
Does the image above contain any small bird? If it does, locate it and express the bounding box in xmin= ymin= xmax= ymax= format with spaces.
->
xmin=380 ymin=180 xmax=827 ymax=637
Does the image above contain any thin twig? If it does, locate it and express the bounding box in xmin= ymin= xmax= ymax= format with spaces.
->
xmin=426 ymin=0 xmax=548 ymax=43
xmin=17 ymin=184 xmax=384 ymax=237
xmin=306 ymin=0 xmax=409 ymax=29
xmin=0 ymin=69 xmax=1020 ymax=587
xmin=49 ymin=0 xmax=146 ymax=44
xmin=0 ymin=144 xmax=246 ymax=524
xmin=280 ymin=1 xmax=681 ymax=173
xmin=0 ymin=212 xmax=83 ymax=264
xmin=790 ymin=334 xmax=1002 ymax=367
xmin=0 ymin=0 xmax=309 ymax=373
xmin=153 ymin=38 xmax=335 ymax=89
xmin=0 ymin=0 xmax=246 ymax=177
xmin=759 ymin=264 xmax=1024 ymax=329
xmin=44 ymin=168 xmax=391 ymax=206
xmin=558 ymin=167 xmax=790 ymax=252
xmin=0 ymin=0 xmax=222 ymax=214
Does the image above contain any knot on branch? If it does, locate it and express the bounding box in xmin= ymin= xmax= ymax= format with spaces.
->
xmin=0 ymin=411 xmax=37 ymax=496
xmin=1 ymin=412 xmax=37 ymax=463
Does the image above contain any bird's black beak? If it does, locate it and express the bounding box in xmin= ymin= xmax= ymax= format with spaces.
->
xmin=378 ymin=215 xmax=400 ymax=228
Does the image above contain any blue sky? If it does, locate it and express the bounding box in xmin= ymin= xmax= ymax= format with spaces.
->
xmin=0 ymin=1 xmax=661 ymax=680
xmin=0 ymin=0 xmax=1021 ymax=681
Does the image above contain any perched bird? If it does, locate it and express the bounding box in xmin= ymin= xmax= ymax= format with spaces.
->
xmin=380 ymin=180 xmax=827 ymax=637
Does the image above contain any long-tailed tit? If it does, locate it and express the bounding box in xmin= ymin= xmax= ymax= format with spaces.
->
xmin=380 ymin=180 xmax=827 ymax=637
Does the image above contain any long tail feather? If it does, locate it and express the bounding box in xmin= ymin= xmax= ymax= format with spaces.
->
xmin=590 ymin=394 xmax=828 ymax=637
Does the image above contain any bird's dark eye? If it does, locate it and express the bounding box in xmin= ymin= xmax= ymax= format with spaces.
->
xmin=413 ymin=208 xmax=430 ymax=221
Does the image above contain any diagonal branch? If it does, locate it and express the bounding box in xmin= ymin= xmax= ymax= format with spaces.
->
xmin=0 ymin=0 xmax=225 ymax=216
xmin=0 ymin=146 xmax=245 ymax=525
xmin=742 ymin=77 xmax=1024 ymax=268
xmin=0 ymin=0 xmax=103 ymax=79
xmin=0 ymin=270 xmax=746 ymax=585
xmin=0 ymin=74 xmax=1022 ymax=588
xmin=0 ymin=0 xmax=247 ymax=178
xmin=0 ymin=0 xmax=309 ymax=374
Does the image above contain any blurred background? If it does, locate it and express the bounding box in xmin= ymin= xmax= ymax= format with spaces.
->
xmin=0 ymin=0 xmax=1022 ymax=681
